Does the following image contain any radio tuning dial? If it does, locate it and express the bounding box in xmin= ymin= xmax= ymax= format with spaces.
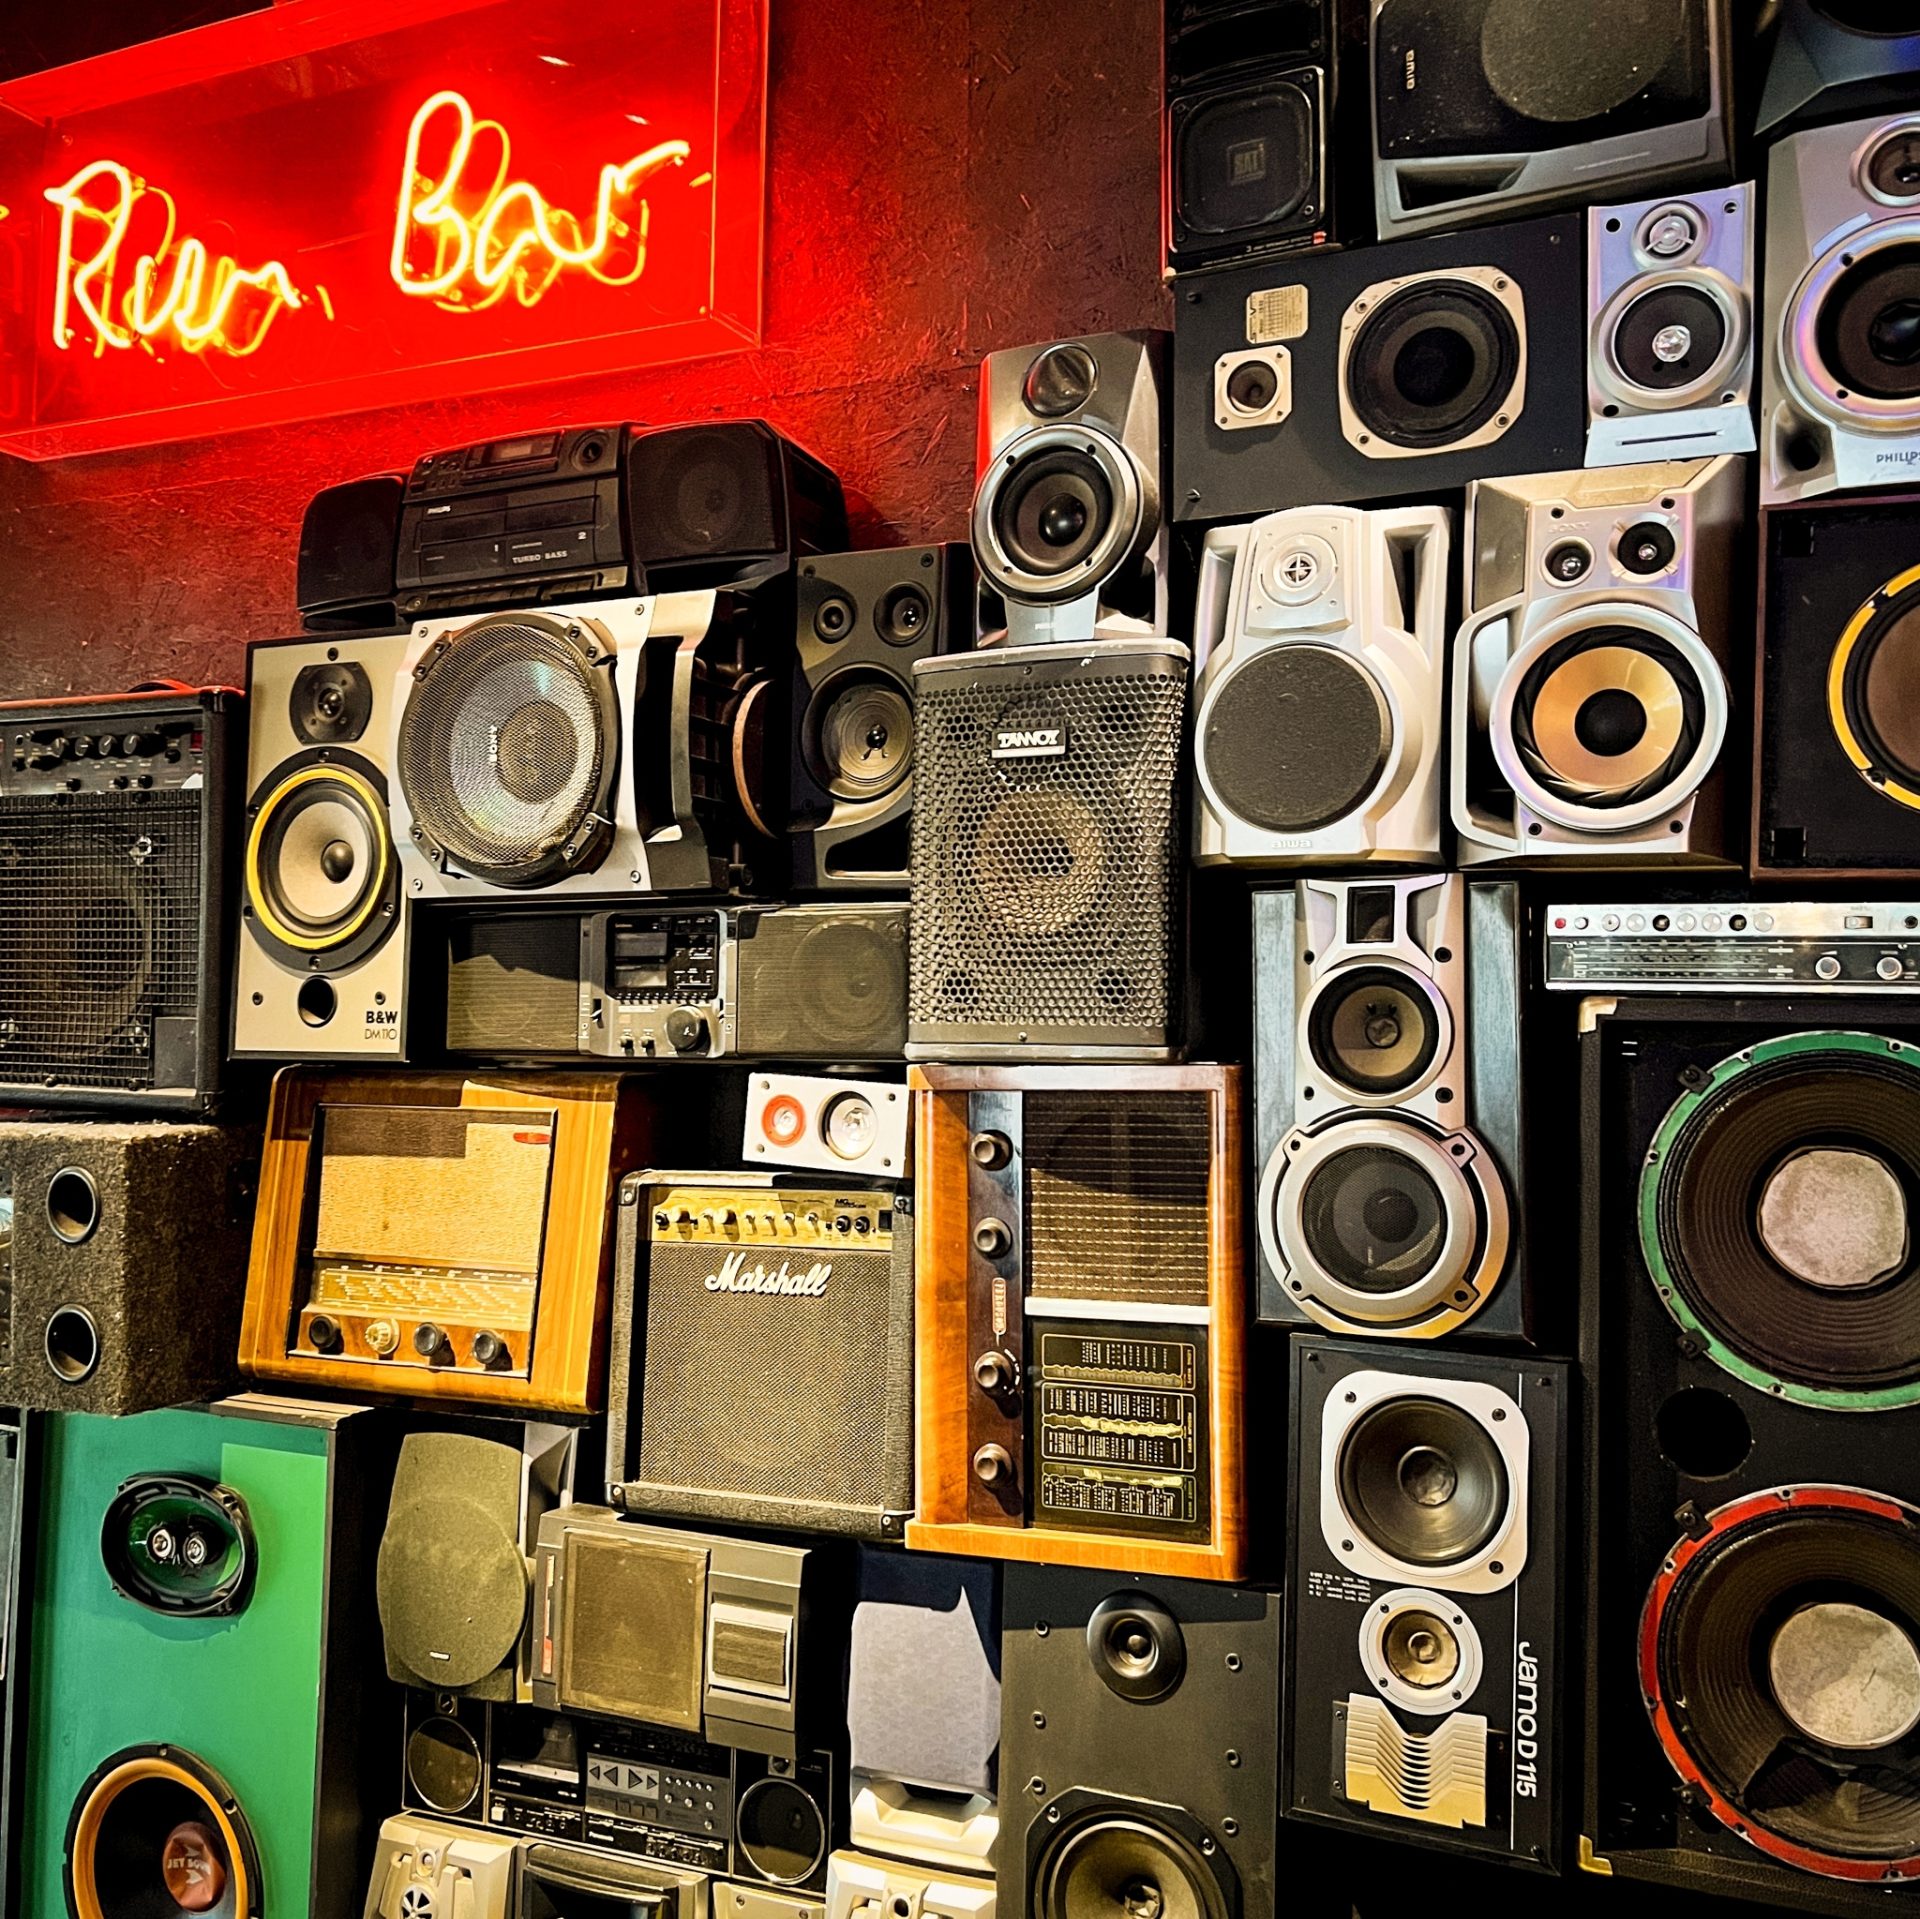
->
xmin=365 ymin=1319 xmax=399 ymax=1357
xmin=973 ymin=1217 xmax=1013 ymax=1259
xmin=665 ymin=1009 xmax=707 ymax=1054
xmin=412 ymin=1322 xmax=450 ymax=1359
xmin=972 ymin=1443 xmax=1014 ymax=1487
xmin=969 ymin=1131 xmax=1013 ymax=1170
xmin=973 ymin=1349 xmax=1019 ymax=1396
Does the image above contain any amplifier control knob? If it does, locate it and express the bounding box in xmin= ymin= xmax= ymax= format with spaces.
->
xmin=25 ymin=735 xmax=65 ymax=768
xmin=365 ymin=1319 xmax=399 ymax=1357
xmin=665 ymin=1009 xmax=707 ymax=1054
xmin=413 ymin=1322 xmax=450 ymax=1359
xmin=972 ymin=1444 xmax=1014 ymax=1487
xmin=124 ymin=732 xmax=160 ymax=756
xmin=973 ymin=1217 xmax=1013 ymax=1259
xmin=969 ymin=1131 xmax=1013 ymax=1170
xmin=973 ymin=1350 xmax=1019 ymax=1396
xmin=1881 ymin=955 xmax=1905 ymax=981
xmin=306 ymin=1314 xmax=343 ymax=1354
xmin=472 ymin=1330 xmax=508 ymax=1367
xmin=1815 ymin=953 xmax=1843 ymax=981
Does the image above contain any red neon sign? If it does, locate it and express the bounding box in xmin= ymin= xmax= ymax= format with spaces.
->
xmin=0 ymin=0 xmax=766 ymax=459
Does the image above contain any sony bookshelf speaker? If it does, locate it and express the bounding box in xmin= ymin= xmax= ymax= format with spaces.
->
xmin=1171 ymin=213 xmax=1585 ymax=521
xmin=19 ymin=1398 xmax=395 ymax=1919
xmin=1582 ymin=993 xmax=1920 ymax=1911
xmin=1253 ymin=878 xmax=1530 ymax=1344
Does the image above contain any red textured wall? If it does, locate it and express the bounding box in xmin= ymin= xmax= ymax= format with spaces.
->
xmin=0 ymin=0 xmax=1168 ymax=696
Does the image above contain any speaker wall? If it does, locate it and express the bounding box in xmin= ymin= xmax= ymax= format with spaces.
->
xmin=1172 ymin=214 xmax=1584 ymax=520
xmin=1756 ymin=2 xmax=1920 ymax=144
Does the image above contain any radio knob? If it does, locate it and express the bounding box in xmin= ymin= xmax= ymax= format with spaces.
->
xmin=664 ymin=1009 xmax=708 ymax=1054
xmin=1881 ymin=955 xmax=1905 ymax=981
xmin=365 ymin=1319 xmax=399 ymax=1357
xmin=412 ymin=1322 xmax=450 ymax=1359
xmin=1815 ymin=953 xmax=1843 ymax=981
xmin=973 ymin=1217 xmax=1014 ymax=1259
xmin=472 ymin=1330 xmax=508 ymax=1367
xmin=972 ymin=1444 xmax=1015 ymax=1487
xmin=969 ymin=1131 xmax=1013 ymax=1170
xmin=306 ymin=1314 xmax=343 ymax=1354
xmin=973 ymin=1350 xmax=1019 ymax=1396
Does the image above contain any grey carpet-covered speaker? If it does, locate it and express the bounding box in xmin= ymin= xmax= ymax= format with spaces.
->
xmin=848 ymin=1552 xmax=1000 ymax=1797
xmin=0 ymin=1121 xmax=256 ymax=1414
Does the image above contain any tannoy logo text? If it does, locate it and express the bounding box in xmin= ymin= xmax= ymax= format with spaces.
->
xmin=991 ymin=725 xmax=1068 ymax=760
xmin=704 ymin=1250 xmax=829 ymax=1297
xmin=1514 ymin=1640 xmax=1541 ymax=1800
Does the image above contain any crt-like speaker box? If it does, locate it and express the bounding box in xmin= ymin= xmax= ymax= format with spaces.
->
xmin=0 ymin=1121 xmax=256 ymax=1416
xmin=20 ymin=1399 xmax=395 ymax=1919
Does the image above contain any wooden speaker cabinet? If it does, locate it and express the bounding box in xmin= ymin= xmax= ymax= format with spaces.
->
xmin=907 ymin=1063 xmax=1247 ymax=1581
xmin=241 ymin=1068 xmax=654 ymax=1413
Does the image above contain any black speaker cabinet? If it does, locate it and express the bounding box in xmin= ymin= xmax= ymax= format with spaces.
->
xmin=296 ymin=473 xmax=404 ymax=631
xmin=1756 ymin=494 xmax=1920 ymax=878
xmin=0 ymin=1412 xmax=26 ymax=1919
xmin=1286 ymin=1337 xmax=1567 ymax=1870
xmin=789 ymin=545 xmax=971 ymax=893
xmin=1756 ymin=1 xmax=1920 ymax=142
xmin=999 ymin=1565 xmax=1287 ymax=1919
xmin=1582 ymin=995 xmax=1920 ymax=1911
xmin=1171 ymin=214 xmax=1585 ymax=521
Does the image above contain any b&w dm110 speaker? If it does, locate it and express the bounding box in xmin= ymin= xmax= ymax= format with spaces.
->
xmin=970 ymin=334 xmax=1169 ymax=649
xmin=1191 ymin=503 xmax=1448 ymax=867
xmin=1254 ymin=876 xmax=1529 ymax=1344
xmin=1288 ymin=1338 xmax=1566 ymax=1867
xmin=235 ymin=632 xmax=411 ymax=1062
xmin=1763 ymin=112 xmax=1920 ymax=505
xmin=1368 ymin=0 xmax=1732 ymax=241
xmin=1587 ymin=184 xmax=1756 ymax=468
xmin=1757 ymin=1 xmax=1920 ymax=145
xmin=1171 ymin=214 xmax=1585 ymax=521
xmin=1451 ymin=455 xmax=1743 ymax=865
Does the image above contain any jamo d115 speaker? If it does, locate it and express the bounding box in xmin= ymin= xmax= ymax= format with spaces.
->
xmin=1582 ymin=994 xmax=1920 ymax=1913
xmin=0 ymin=1120 xmax=256 ymax=1416
xmin=1287 ymin=1337 xmax=1567 ymax=1869
xmin=19 ymin=1397 xmax=395 ymax=1919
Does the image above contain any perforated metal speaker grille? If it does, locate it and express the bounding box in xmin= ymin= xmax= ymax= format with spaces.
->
xmin=1025 ymin=1093 xmax=1212 ymax=1305
xmin=909 ymin=652 xmax=1185 ymax=1045
xmin=0 ymin=794 xmax=199 ymax=1091
xmin=398 ymin=617 xmax=613 ymax=883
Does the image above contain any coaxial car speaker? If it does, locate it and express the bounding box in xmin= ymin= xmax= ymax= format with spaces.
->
xmin=100 ymin=1474 xmax=254 ymax=1618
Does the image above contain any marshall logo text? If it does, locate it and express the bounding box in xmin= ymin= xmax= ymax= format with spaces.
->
xmin=704 ymin=1250 xmax=830 ymax=1297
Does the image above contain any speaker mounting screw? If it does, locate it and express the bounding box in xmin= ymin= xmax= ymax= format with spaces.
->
xmin=1222 ymin=1819 xmax=1239 ymax=1837
xmin=1032 ymin=1712 xmax=1046 ymax=1729
xmin=1035 ymin=1620 xmax=1049 ymax=1637
xmin=1225 ymin=1654 xmax=1241 ymax=1671
xmin=1226 ymin=1749 xmax=1240 ymax=1767
xmin=1029 ymin=1776 xmax=1047 ymax=1798
xmin=1201 ymin=1837 xmax=1216 ymax=1856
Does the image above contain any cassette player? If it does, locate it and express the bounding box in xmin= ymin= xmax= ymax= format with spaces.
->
xmin=1544 ymin=900 xmax=1920 ymax=992
xmin=396 ymin=424 xmax=628 ymax=615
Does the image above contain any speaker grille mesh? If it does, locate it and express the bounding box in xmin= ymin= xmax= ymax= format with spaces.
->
xmin=0 ymin=794 xmax=199 ymax=1092
xmin=735 ymin=909 xmax=909 ymax=1058
xmin=909 ymin=652 xmax=1185 ymax=1045
xmin=445 ymin=916 xmax=581 ymax=1053
xmin=559 ymin=1530 xmax=707 ymax=1729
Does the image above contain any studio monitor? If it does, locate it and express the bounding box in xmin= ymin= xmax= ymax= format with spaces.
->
xmin=1253 ymin=877 xmax=1530 ymax=1344
xmin=20 ymin=1399 xmax=395 ymax=1919
xmin=1171 ymin=215 xmax=1585 ymax=520
xmin=0 ymin=1120 xmax=255 ymax=1415
xmin=970 ymin=333 xmax=1169 ymax=648
xmin=0 ymin=687 xmax=237 ymax=1114
xmin=1757 ymin=2 xmax=1920 ymax=144
xmin=1191 ymin=503 xmax=1448 ymax=867
xmin=1368 ymin=0 xmax=1732 ymax=240
xmin=1287 ymin=1338 xmax=1566 ymax=1868
xmin=1451 ymin=456 xmax=1744 ymax=866
xmin=1762 ymin=112 xmax=1920 ymax=504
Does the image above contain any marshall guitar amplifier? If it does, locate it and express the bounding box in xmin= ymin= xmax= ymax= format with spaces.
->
xmin=906 ymin=1064 xmax=1247 ymax=1581
xmin=608 ymin=1171 xmax=915 ymax=1539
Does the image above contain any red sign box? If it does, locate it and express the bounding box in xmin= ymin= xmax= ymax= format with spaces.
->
xmin=0 ymin=0 xmax=767 ymax=458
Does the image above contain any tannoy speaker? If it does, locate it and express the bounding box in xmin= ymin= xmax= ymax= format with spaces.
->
xmin=1368 ymin=0 xmax=1731 ymax=241
xmin=1587 ymin=183 xmax=1757 ymax=467
xmin=1287 ymin=1338 xmax=1565 ymax=1868
xmin=1254 ymin=878 xmax=1530 ymax=1343
xmin=235 ymin=632 xmax=411 ymax=1062
xmin=999 ymin=1566 xmax=1288 ymax=1919
xmin=362 ymin=1814 xmax=516 ymax=1919
xmin=1757 ymin=493 xmax=1920 ymax=876
xmin=1171 ymin=214 xmax=1585 ymax=520
xmin=0 ymin=1120 xmax=255 ymax=1415
xmin=1581 ymin=994 xmax=1920 ymax=1912
xmin=1763 ymin=111 xmax=1920 ymax=504
xmin=907 ymin=641 xmax=1190 ymax=1061
xmin=296 ymin=473 xmax=404 ymax=632
xmin=1191 ymin=503 xmax=1448 ymax=867
xmin=971 ymin=333 xmax=1169 ymax=649
xmin=20 ymin=1399 xmax=396 ymax=1919
xmin=1451 ymin=455 xmax=1744 ymax=866
xmin=789 ymin=546 xmax=971 ymax=892
xmin=1757 ymin=2 xmax=1920 ymax=144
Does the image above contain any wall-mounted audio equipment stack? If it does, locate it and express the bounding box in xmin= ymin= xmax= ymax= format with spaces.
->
xmin=790 ymin=546 xmax=971 ymax=892
xmin=1763 ymin=112 xmax=1920 ymax=505
xmin=1191 ymin=503 xmax=1449 ymax=868
xmin=240 ymin=1069 xmax=656 ymax=1413
xmin=1000 ymin=1566 xmax=1292 ymax=1919
xmin=1587 ymin=184 xmax=1756 ymax=467
xmin=1581 ymin=992 xmax=1920 ymax=1911
xmin=439 ymin=901 xmax=911 ymax=1063
xmin=1451 ymin=455 xmax=1744 ymax=865
xmin=1756 ymin=3 xmax=1920 ymax=146
xmin=1172 ymin=214 xmax=1585 ymax=519
xmin=19 ymin=1398 xmax=395 ymax=1919
xmin=1757 ymin=492 xmax=1920 ymax=877
xmin=1287 ymin=1337 xmax=1566 ymax=1867
xmin=235 ymin=632 xmax=411 ymax=1062
xmin=608 ymin=1169 xmax=915 ymax=1540
xmin=0 ymin=686 xmax=236 ymax=1113
xmin=908 ymin=1063 xmax=1247 ymax=1580
xmin=0 ymin=1120 xmax=256 ymax=1415
xmin=1367 ymin=0 xmax=1732 ymax=241
xmin=1254 ymin=878 xmax=1530 ymax=1343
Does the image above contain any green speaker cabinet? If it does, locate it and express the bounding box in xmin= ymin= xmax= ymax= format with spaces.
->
xmin=20 ymin=1395 xmax=396 ymax=1919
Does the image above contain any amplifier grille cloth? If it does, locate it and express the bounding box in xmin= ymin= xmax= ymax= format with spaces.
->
xmin=1026 ymin=1092 xmax=1211 ymax=1304
xmin=909 ymin=656 xmax=1184 ymax=1036
xmin=559 ymin=1530 xmax=707 ymax=1730
xmin=0 ymin=792 xmax=199 ymax=1091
